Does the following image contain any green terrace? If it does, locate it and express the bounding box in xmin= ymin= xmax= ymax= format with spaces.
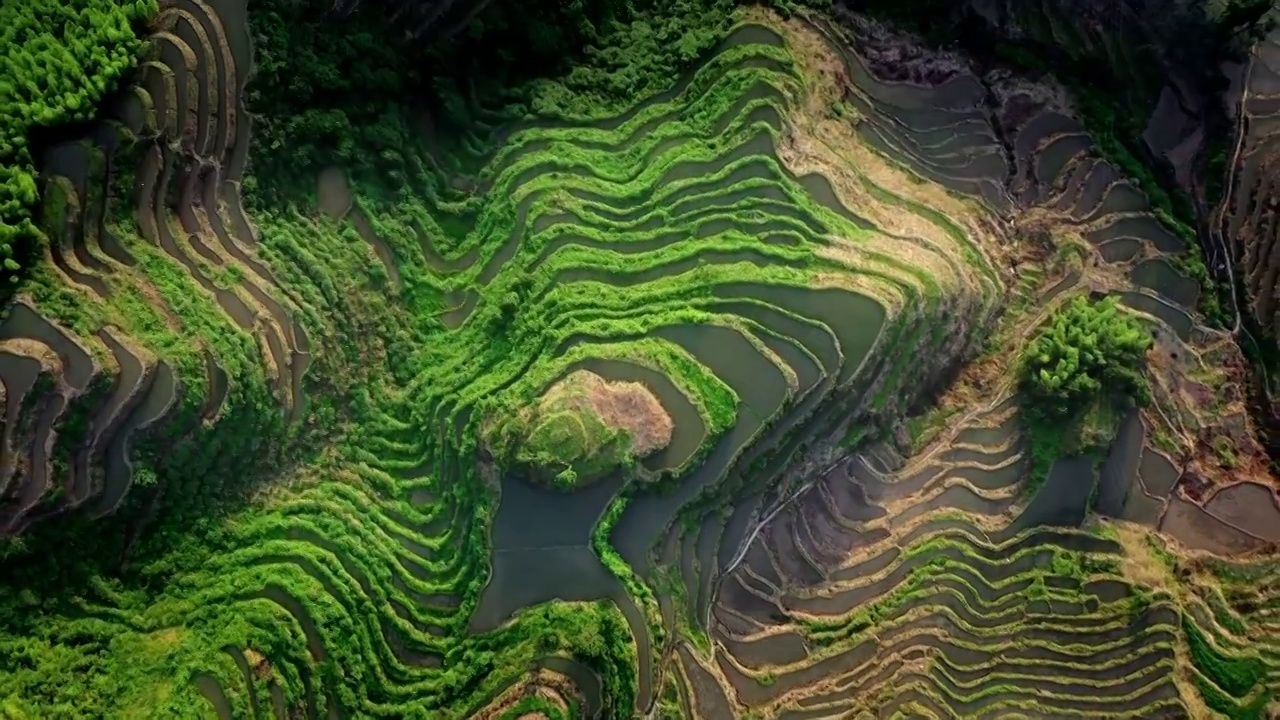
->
xmin=0 ymin=3 xmax=1000 ymax=716
xmin=0 ymin=0 xmax=1277 ymax=718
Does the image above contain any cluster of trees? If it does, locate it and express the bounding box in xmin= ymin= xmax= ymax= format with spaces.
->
xmin=0 ymin=0 xmax=156 ymax=297
xmin=245 ymin=0 xmax=771 ymax=205
xmin=246 ymin=0 xmax=426 ymax=206
xmin=1019 ymin=296 xmax=1153 ymax=423
xmin=1217 ymin=0 xmax=1277 ymax=42
xmin=520 ymin=0 xmax=734 ymax=117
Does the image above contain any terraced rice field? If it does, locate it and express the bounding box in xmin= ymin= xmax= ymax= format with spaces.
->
xmin=1223 ymin=23 xmax=1280 ymax=341
xmin=1 ymin=1 xmax=1278 ymax=718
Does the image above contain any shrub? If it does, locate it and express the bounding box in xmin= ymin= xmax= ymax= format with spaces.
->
xmin=1019 ymin=296 xmax=1153 ymax=423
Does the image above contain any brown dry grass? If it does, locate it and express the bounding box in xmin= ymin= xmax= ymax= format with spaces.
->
xmin=546 ymin=370 xmax=673 ymax=456
xmin=1140 ymin=320 xmax=1276 ymax=497
xmin=243 ymin=647 xmax=273 ymax=681
xmin=1112 ymin=522 xmax=1221 ymax=720
xmin=0 ymin=338 xmax=62 ymax=371
xmin=1114 ymin=522 xmax=1174 ymax=590
xmin=753 ymin=7 xmax=1002 ymax=296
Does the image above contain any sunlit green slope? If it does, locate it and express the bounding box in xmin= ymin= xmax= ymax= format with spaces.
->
xmin=0 ymin=1 xmax=997 ymax=715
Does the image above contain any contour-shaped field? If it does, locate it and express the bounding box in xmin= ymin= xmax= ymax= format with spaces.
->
xmin=663 ymin=9 xmax=1280 ymax=719
xmin=4 ymin=0 xmax=304 ymax=534
xmin=0 ymin=3 xmax=1004 ymax=716
xmin=1223 ymin=23 xmax=1280 ymax=341
xmin=1 ymin=1 xmax=1278 ymax=719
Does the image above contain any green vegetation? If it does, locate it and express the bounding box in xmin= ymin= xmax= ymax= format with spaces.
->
xmin=1020 ymin=296 xmax=1152 ymax=423
xmin=0 ymin=0 xmax=155 ymax=292
xmin=484 ymin=370 xmax=668 ymax=487
xmin=0 ymin=2 xmax=994 ymax=715
xmin=1182 ymin=615 xmax=1265 ymax=699
xmin=1177 ymin=559 xmax=1280 ymax=719
xmin=1018 ymin=296 xmax=1151 ymax=488
xmin=1216 ymin=0 xmax=1277 ymax=41
xmin=246 ymin=0 xmax=738 ymax=206
xmin=499 ymin=693 xmax=577 ymax=719
xmin=0 ymin=0 xmax=1277 ymax=718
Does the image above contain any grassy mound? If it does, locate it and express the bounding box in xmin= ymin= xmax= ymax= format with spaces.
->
xmin=486 ymin=369 xmax=674 ymax=488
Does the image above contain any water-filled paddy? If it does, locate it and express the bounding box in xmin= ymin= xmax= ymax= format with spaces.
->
xmin=612 ymin=323 xmax=790 ymax=571
xmin=95 ymin=361 xmax=177 ymax=516
xmin=1012 ymin=455 xmax=1098 ymax=531
xmin=472 ymin=545 xmax=625 ymax=631
xmin=1120 ymin=291 xmax=1194 ymax=340
xmin=1095 ymin=410 xmax=1144 ymax=518
xmin=1099 ymin=237 xmax=1143 ymax=263
xmin=1086 ymin=216 xmax=1185 ymax=253
xmin=1130 ymin=258 xmax=1200 ymax=308
xmin=1203 ymin=481 xmax=1280 ymax=541
xmin=1160 ymin=495 xmax=1270 ymax=555
xmin=0 ymin=303 xmax=94 ymax=390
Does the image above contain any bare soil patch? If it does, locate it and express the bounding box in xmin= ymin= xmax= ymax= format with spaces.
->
xmin=543 ymin=369 xmax=673 ymax=457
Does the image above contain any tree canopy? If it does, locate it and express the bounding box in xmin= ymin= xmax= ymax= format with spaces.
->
xmin=0 ymin=0 xmax=156 ymax=296
xmin=1019 ymin=295 xmax=1153 ymax=423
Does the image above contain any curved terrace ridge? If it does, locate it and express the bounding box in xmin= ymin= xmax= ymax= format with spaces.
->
xmin=0 ymin=1 xmax=1277 ymax=718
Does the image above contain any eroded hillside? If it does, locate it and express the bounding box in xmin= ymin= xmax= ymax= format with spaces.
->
xmin=0 ymin=0 xmax=1277 ymax=718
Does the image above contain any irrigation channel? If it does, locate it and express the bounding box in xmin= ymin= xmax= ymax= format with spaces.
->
xmin=1 ymin=1 xmax=1279 ymax=718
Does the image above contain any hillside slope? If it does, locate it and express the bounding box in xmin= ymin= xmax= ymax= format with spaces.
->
xmin=0 ymin=0 xmax=1275 ymax=718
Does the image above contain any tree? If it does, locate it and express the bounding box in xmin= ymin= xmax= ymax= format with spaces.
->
xmin=1019 ymin=295 xmax=1153 ymax=423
